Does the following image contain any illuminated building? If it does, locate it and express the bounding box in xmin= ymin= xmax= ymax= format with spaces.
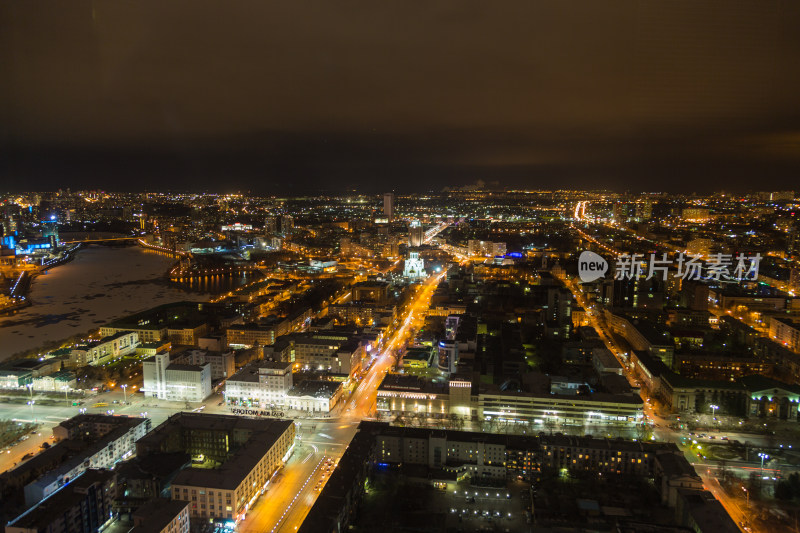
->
xmin=142 ymin=353 xmax=212 ymax=402
xmin=302 ymin=422 xmax=727 ymax=533
xmin=280 ymin=214 xmax=294 ymax=235
xmin=226 ymin=321 xmax=287 ymax=348
xmin=225 ymin=361 xmax=293 ymax=408
xmin=352 ymin=280 xmax=390 ymax=304
xmin=383 ymin=192 xmax=394 ymax=221
xmin=7 ymin=469 xmax=117 ymax=533
xmin=403 ymin=250 xmax=426 ymax=280
xmin=171 ymin=348 xmax=236 ymax=380
xmin=686 ymin=237 xmax=712 ymax=257
xmin=221 ymin=223 xmax=253 ymax=232
xmin=681 ymin=208 xmax=711 ymax=222
xmin=408 ymin=220 xmax=423 ymax=247
xmin=264 ymin=215 xmax=278 ymax=233
xmin=137 ymin=413 xmax=295 ymax=524
xmin=68 ymin=331 xmax=140 ymax=366
xmin=41 ymin=216 xmax=59 ymax=247
xmin=285 ymin=379 xmax=343 ymax=412
xmin=770 ymin=317 xmax=800 ymax=353
xmin=467 ymin=240 xmax=506 ymax=257
xmin=376 ymin=375 xmax=642 ymax=426
xmin=20 ymin=414 xmax=150 ymax=505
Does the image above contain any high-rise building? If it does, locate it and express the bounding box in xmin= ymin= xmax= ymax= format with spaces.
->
xmin=790 ymin=268 xmax=800 ymax=293
xmin=265 ymin=215 xmax=278 ymax=233
xmin=686 ymin=238 xmax=712 ymax=257
xmin=383 ymin=192 xmax=394 ymax=221
xmin=280 ymin=215 xmax=294 ymax=235
xmin=636 ymin=200 xmax=653 ymax=221
xmin=408 ymin=220 xmax=424 ymax=247
xmin=788 ymin=224 xmax=800 ymax=259
xmin=42 ymin=217 xmax=59 ymax=247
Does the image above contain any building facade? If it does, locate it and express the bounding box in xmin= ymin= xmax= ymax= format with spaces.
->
xmin=225 ymin=361 xmax=293 ymax=409
xmin=143 ymin=353 xmax=212 ymax=402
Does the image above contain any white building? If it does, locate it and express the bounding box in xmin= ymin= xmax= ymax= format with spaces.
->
xmin=225 ymin=361 xmax=293 ymax=409
xmin=142 ymin=352 xmax=211 ymax=402
xmin=31 ymin=370 xmax=77 ymax=392
xmin=284 ymin=333 xmax=363 ymax=376
xmin=171 ymin=348 xmax=236 ymax=381
xmin=403 ymin=250 xmax=426 ymax=280
xmin=69 ymin=331 xmax=139 ymax=366
xmin=285 ymin=380 xmax=343 ymax=412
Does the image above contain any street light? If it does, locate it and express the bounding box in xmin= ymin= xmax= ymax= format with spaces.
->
xmin=710 ymin=404 xmax=719 ymax=421
xmin=759 ymin=452 xmax=769 ymax=478
xmin=741 ymin=486 xmax=749 ymax=508
xmin=62 ymin=385 xmax=69 ymax=403
xmin=122 ymin=384 xmax=128 ymax=405
xmin=27 ymin=399 xmax=36 ymax=423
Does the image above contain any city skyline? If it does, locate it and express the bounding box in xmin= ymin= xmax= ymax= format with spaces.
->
xmin=3 ymin=0 xmax=800 ymax=531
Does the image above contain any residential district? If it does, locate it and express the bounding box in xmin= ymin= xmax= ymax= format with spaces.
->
xmin=1 ymin=190 xmax=800 ymax=532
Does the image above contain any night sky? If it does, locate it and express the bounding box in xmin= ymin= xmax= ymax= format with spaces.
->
xmin=2 ymin=0 xmax=800 ymax=193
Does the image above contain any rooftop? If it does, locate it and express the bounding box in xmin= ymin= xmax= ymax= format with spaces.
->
xmin=131 ymin=499 xmax=190 ymax=533
xmin=287 ymin=380 xmax=342 ymax=398
xmin=138 ymin=413 xmax=293 ymax=490
xmin=7 ymin=469 xmax=116 ymax=530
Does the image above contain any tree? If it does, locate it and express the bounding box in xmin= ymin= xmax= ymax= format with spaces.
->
xmin=788 ymin=472 xmax=800 ymax=495
xmin=695 ymin=391 xmax=706 ymax=414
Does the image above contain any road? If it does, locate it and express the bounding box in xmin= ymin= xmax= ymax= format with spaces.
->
xmin=239 ymin=269 xmax=446 ymax=533
xmin=565 ymin=216 xmax=790 ymax=532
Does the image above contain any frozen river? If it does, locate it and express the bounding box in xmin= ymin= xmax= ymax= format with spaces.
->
xmin=0 ymin=245 xmax=205 ymax=361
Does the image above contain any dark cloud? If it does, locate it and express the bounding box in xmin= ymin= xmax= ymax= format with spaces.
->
xmin=2 ymin=0 xmax=800 ymax=192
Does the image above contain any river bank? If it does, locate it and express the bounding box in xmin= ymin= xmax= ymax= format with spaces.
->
xmin=0 ymin=245 xmax=205 ymax=361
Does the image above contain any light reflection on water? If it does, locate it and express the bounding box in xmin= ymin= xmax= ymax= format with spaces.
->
xmin=0 ymin=245 xmax=209 ymax=359
xmin=170 ymin=272 xmax=260 ymax=294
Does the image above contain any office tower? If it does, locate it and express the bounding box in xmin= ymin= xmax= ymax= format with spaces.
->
xmin=383 ymin=192 xmax=394 ymax=221
xmin=788 ymin=224 xmax=800 ymax=259
xmin=280 ymin=215 xmax=294 ymax=235
xmin=636 ymin=200 xmax=653 ymax=221
xmin=265 ymin=215 xmax=278 ymax=233
xmin=408 ymin=220 xmax=424 ymax=247
xmin=42 ymin=216 xmax=58 ymax=247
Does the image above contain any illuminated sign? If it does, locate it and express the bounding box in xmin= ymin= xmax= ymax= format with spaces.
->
xmin=230 ymin=408 xmax=285 ymax=417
